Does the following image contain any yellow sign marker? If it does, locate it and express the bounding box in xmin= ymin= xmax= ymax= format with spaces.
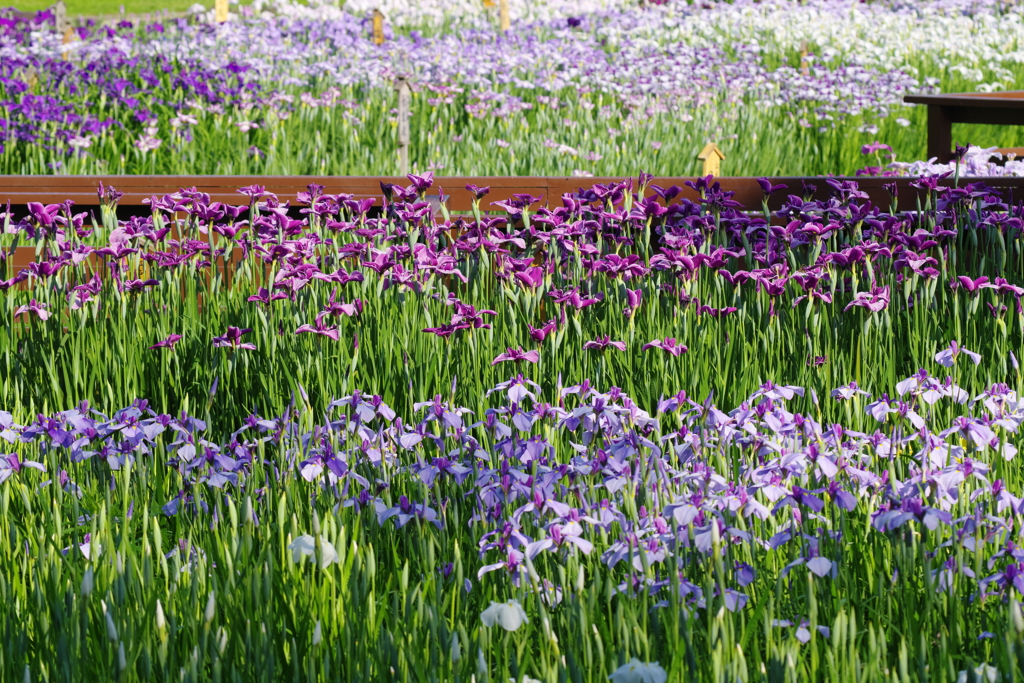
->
xmin=61 ymin=25 xmax=75 ymax=61
xmin=373 ymin=10 xmax=385 ymax=45
xmin=215 ymin=0 xmax=228 ymax=23
xmin=697 ymin=142 xmax=726 ymax=177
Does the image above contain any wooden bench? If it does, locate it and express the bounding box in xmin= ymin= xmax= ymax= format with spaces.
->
xmin=903 ymin=91 xmax=1024 ymax=164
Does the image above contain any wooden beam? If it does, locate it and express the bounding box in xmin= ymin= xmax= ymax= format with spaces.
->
xmin=2 ymin=176 xmax=1024 ymax=215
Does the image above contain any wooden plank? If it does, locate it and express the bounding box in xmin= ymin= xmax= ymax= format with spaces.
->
xmin=905 ymin=91 xmax=1024 ymax=107
xmin=3 ymin=176 xmax=1024 ymax=214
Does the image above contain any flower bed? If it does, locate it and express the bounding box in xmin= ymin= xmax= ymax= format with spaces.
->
xmin=1 ymin=171 xmax=1024 ymax=679
xmin=1 ymin=0 xmax=1023 ymax=176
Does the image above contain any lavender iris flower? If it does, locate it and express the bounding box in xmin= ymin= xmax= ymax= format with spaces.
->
xmin=935 ymin=340 xmax=982 ymax=367
xmin=0 ymin=453 xmax=46 ymax=484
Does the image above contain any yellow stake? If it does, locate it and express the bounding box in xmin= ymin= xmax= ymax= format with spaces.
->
xmin=61 ymin=25 xmax=75 ymax=61
xmin=499 ymin=0 xmax=510 ymax=31
xmin=215 ymin=0 xmax=229 ymax=23
xmin=372 ymin=10 xmax=385 ymax=45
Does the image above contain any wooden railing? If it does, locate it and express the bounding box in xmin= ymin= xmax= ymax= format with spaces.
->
xmin=3 ymin=175 xmax=1023 ymax=215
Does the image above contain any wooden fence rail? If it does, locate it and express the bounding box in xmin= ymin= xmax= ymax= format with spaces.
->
xmin=2 ymin=175 xmax=1023 ymax=215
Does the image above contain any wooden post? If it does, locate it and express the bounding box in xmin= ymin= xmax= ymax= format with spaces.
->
xmin=697 ymin=142 xmax=725 ymax=177
xmin=927 ymin=104 xmax=954 ymax=164
xmin=52 ymin=1 xmax=67 ymax=34
xmin=215 ymin=0 xmax=229 ymax=23
xmin=395 ymin=76 xmax=411 ymax=176
xmin=372 ymin=10 xmax=385 ymax=45
xmin=799 ymin=41 xmax=809 ymax=76
xmin=499 ymin=0 xmax=510 ymax=31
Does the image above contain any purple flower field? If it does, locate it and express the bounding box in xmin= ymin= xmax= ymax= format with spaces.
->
xmin=1 ymin=0 xmax=1024 ymax=678
xmin=2 ymin=0 xmax=1022 ymax=176
xmin=1 ymin=170 xmax=1024 ymax=680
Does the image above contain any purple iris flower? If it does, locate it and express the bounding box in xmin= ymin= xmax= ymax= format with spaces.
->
xmin=0 ymin=453 xmax=46 ymax=484
xmin=623 ymin=288 xmax=643 ymax=317
xmin=149 ymin=334 xmax=183 ymax=350
xmin=696 ymin=303 xmax=739 ymax=318
xmin=322 ymin=289 xmax=363 ymax=318
xmin=548 ymin=287 xmax=604 ymax=310
xmin=492 ymin=348 xmax=540 ymax=366
xmin=212 ymin=326 xmax=256 ymax=350
xmin=583 ymin=336 xmax=626 ymax=352
xmin=120 ymin=278 xmax=160 ymax=294
xmin=953 ymin=275 xmax=990 ymax=295
xmin=592 ymin=254 xmax=648 ymax=281
xmin=0 ymin=272 xmax=29 ymax=292
xmin=717 ymin=269 xmax=753 ymax=287
xmin=772 ymin=619 xmax=830 ymax=643
xmin=14 ymin=299 xmax=50 ymax=321
xmin=861 ymin=142 xmax=892 ymax=155
xmin=362 ymin=250 xmax=398 ymax=275
xmin=990 ymin=277 xmax=1024 ymax=297
xmin=756 ymin=178 xmax=787 ymax=197
xmin=406 ymin=172 xmax=434 ymax=195
xmin=247 ymin=287 xmax=289 ymax=307
xmin=527 ymin=320 xmax=556 ymax=343
xmin=935 ymin=340 xmax=981 ymax=368
xmin=843 ymin=286 xmax=890 ymax=313
xmin=514 ymin=266 xmax=545 ymax=289
xmin=830 ymin=381 xmax=867 ymax=400
xmin=422 ymin=324 xmax=461 ymax=338
xmin=314 ymin=268 xmax=364 ymax=286
xmin=641 ymin=338 xmax=687 ymax=357
xmin=465 ymin=184 xmax=490 ymax=200
xmin=27 ymin=260 xmax=65 ymax=279
xmin=296 ymin=313 xmax=340 ymax=341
